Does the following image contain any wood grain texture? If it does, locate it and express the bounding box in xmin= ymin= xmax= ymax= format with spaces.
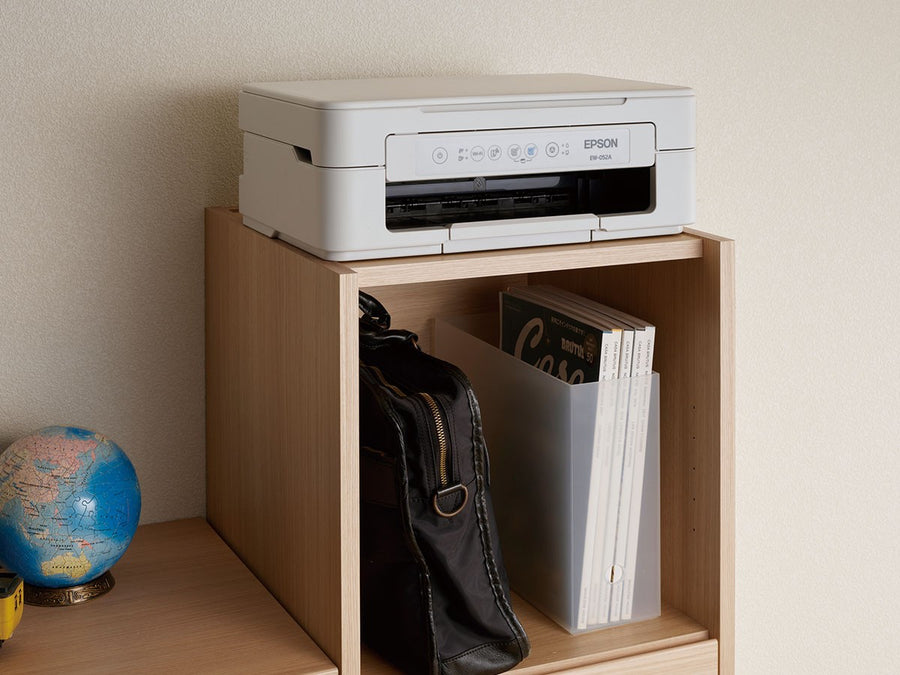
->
xmin=349 ymin=234 xmax=703 ymax=287
xmin=559 ymin=639 xmax=718 ymax=674
xmin=507 ymin=600 xmax=708 ymax=674
xmin=532 ymin=230 xmax=735 ymax=674
xmin=205 ymin=209 xmax=733 ymax=674
xmin=205 ymin=208 xmax=359 ymax=672
xmin=362 ymin=275 xmax=527 ymax=352
xmin=709 ymin=234 xmax=736 ymax=675
xmin=363 ymin=601 xmax=709 ymax=674
xmin=0 ymin=519 xmax=337 ymax=675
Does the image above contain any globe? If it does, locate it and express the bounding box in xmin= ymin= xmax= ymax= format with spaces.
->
xmin=0 ymin=426 xmax=141 ymax=590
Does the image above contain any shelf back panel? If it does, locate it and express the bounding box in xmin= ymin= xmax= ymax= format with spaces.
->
xmin=362 ymin=275 xmax=527 ymax=352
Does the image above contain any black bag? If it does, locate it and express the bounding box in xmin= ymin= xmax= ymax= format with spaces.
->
xmin=358 ymin=291 xmax=530 ymax=675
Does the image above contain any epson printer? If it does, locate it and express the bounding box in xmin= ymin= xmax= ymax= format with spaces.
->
xmin=239 ymin=74 xmax=695 ymax=261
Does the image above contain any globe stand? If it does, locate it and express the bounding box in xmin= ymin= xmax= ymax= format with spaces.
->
xmin=24 ymin=571 xmax=115 ymax=607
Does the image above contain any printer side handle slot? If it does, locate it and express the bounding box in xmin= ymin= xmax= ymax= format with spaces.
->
xmin=294 ymin=146 xmax=313 ymax=164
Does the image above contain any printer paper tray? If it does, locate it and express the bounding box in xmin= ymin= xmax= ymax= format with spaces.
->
xmin=449 ymin=213 xmax=597 ymax=240
xmin=443 ymin=214 xmax=596 ymax=253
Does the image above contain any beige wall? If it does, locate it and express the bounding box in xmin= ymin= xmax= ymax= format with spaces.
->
xmin=1 ymin=1 xmax=897 ymax=672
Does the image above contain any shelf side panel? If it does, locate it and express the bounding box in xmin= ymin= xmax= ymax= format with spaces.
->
xmin=532 ymin=235 xmax=734 ymax=674
xmin=205 ymin=208 xmax=359 ymax=672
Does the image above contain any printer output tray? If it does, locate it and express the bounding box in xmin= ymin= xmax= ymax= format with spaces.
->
xmin=385 ymin=167 xmax=652 ymax=231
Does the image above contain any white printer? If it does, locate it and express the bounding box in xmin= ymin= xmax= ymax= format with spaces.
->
xmin=239 ymin=74 xmax=695 ymax=261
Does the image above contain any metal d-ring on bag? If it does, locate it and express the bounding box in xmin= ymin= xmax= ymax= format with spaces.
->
xmin=358 ymin=290 xmax=530 ymax=675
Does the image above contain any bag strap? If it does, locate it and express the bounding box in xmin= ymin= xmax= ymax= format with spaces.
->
xmin=359 ymin=290 xmax=391 ymax=331
xmin=359 ymin=290 xmax=419 ymax=347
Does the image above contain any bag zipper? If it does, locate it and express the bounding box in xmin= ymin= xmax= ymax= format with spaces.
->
xmin=363 ymin=364 xmax=449 ymax=488
xmin=363 ymin=363 xmax=467 ymax=517
xmin=418 ymin=392 xmax=449 ymax=488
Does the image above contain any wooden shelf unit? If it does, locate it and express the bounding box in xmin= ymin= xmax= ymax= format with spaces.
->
xmin=0 ymin=519 xmax=337 ymax=674
xmin=205 ymin=207 xmax=734 ymax=674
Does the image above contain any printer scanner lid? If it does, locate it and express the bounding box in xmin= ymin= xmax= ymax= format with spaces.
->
xmin=241 ymin=73 xmax=693 ymax=110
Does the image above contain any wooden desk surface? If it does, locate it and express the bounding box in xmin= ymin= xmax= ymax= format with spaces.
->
xmin=0 ymin=518 xmax=336 ymax=674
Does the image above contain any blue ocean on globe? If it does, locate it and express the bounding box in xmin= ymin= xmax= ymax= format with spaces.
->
xmin=0 ymin=426 xmax=141 ymax=588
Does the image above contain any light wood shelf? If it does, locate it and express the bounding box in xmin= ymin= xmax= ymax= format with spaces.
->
xmin=205 ymin=207 xmax=734 ymax=674
xmin=346 ymin=232 xmax=703 ymax=286
xmin=363 ymin=601 xmax=713 ymax=674
xmin=0 ymin=519 xmax=337 ymax=674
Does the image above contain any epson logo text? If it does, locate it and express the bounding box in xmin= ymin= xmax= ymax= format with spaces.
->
xmin=584 ymin=138 xmax=619 ymax=149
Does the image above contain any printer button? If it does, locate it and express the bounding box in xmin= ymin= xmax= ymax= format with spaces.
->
xmin=508 ymin=144 xmax=522 ymax=160
xmin=432 ymin=147 xmax=448 ymax=164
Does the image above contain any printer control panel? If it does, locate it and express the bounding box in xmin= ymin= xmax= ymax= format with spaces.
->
xmin=386 ymin=123 xmax=655 ymax=182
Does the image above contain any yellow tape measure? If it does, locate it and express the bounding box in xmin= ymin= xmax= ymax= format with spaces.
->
xmin=0 ymin=572 xmax=24 ymax=645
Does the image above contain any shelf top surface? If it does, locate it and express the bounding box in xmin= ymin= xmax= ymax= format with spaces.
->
xmin=208 ymin=208 xmax=711 ymax=287
xmin=1 ymin=518 xmax=337 ymax=674
xmin=348 ymin=232 xmax=705 ymax=287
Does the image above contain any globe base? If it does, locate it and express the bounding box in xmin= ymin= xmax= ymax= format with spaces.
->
xmin=24 ymin=571 xmax=116 ymax=607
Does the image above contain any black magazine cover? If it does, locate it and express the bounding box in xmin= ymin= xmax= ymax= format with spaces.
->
xmin=500 ymin=291 xmax=604 ymax=384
